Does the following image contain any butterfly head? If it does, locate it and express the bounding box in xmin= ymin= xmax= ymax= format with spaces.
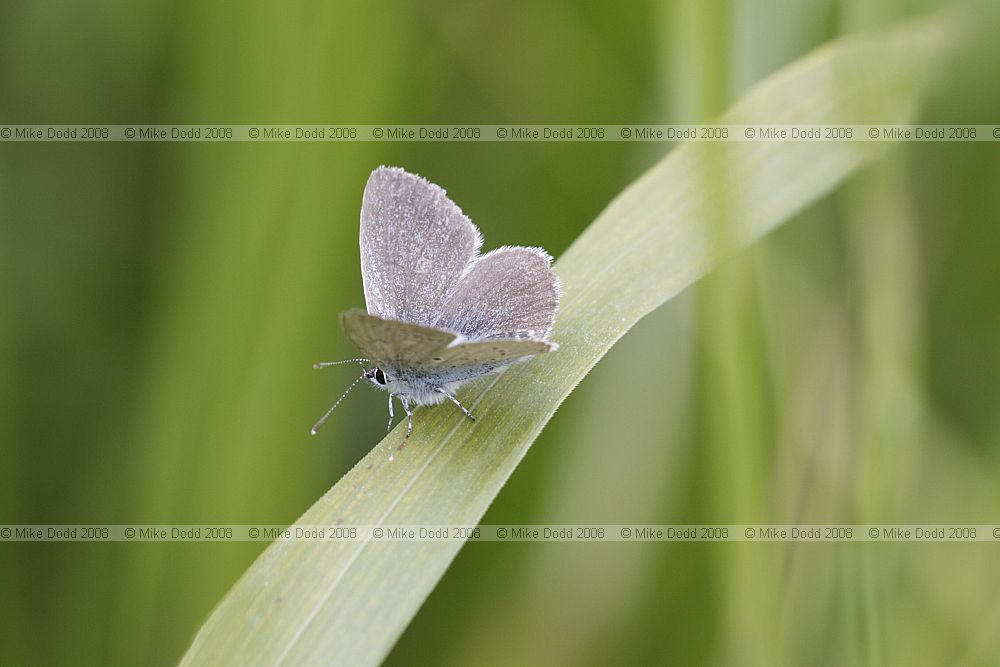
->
xmin=364 ymin=367 xmax=389 ymax=389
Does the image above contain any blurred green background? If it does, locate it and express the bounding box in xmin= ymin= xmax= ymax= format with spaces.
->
xmin=3 ymin=0 xmax=1000 ymax=665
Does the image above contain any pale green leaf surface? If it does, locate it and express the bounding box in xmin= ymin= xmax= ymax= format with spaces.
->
xmin=180 ymin=15 xmax=954 ymax=667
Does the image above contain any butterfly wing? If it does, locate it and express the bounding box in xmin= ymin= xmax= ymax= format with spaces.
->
xmin=360 ymin=166 xmax=483 ymax=326
xmin=341 ymin=309 xmax=457 ymax=366
xmin=433 ymin=246 xmax=560 ymax=340
xmin=416 ymin=338 xmax=558 ymax=384
xmin=343 ymin=309 xmax=556 ymax=385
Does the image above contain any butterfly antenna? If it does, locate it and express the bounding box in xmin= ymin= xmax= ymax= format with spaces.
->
xmin=313 ymin=358 xmax=369 ymax=370
xmin=310 ymin=371 xmax=367 ymax=435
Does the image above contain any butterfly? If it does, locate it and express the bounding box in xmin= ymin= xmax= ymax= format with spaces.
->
xmin=311 ymin=166 xmax=560 ymax=437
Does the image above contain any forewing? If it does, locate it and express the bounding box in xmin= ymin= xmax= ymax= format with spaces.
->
xmin=360 ymin=166 xmax=483 ymax=326
xmin=341 ymin=309 xmax=456 ymax=366
xmin=434 ymin=246 xmax=560 ymax=340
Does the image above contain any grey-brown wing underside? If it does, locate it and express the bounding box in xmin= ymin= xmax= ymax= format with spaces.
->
xmin=360 ymin=166 xmax=483 ymax=327
xmin=341 ymin=309 xmax=457 ymax=366
xmin=434 ymin=246 xmax=560 ymax=340
xmin=432 ymin=338 xmax=556 ymax=366
xmin=415 ymin=338 xmax=558 ymax=384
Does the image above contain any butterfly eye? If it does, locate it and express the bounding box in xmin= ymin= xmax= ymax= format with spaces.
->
xmin=373 ymin=368 xmax=387 ymax=385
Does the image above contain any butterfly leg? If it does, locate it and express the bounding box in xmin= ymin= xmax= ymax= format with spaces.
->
xmin=387 ymin=393 xmax=395 ymax=432
xmin=400 ymin=395 xmax=414 ymax=438
xmin=435 ymin=389 xmax=476 ymax=423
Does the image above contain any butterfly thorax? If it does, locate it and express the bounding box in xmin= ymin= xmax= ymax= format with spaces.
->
xmin=365 ymin=363 xmax=509 ymax=406
xmin=364 ymin=366 xmax=446 ymax=406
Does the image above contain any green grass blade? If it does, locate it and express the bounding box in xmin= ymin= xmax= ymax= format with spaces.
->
xmin=179 ymin=15 xmax=954 ymax=667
